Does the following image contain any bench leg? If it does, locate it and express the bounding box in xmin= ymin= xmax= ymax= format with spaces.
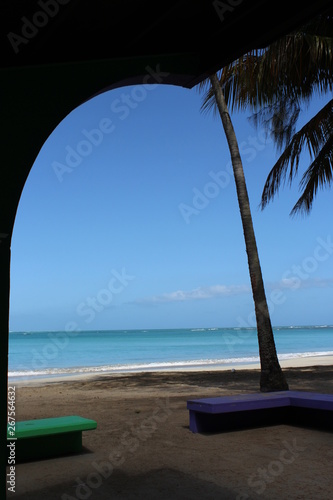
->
xmin=189 ymin=410 xmax=200 ymax=433
xmin=189 ymin=411 xmax=219 ymax=433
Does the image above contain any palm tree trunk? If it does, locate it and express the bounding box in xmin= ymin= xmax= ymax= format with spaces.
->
xmin=209 ymin=73 xmax=288 ymax=392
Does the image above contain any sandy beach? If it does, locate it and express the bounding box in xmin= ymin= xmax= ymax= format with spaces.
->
xmin=7 ymin=357 xmax=333 ymax=500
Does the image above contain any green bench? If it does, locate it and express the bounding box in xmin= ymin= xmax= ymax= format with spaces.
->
xmin=7 ymin=415 xmax=97 ymax=461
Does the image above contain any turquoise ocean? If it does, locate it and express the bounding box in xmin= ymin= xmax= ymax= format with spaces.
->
xmin=8 ymin=326 xmax=333 ymax=381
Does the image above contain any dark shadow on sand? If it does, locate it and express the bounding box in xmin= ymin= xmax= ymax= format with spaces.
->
xmin=10 ymin=467 xmax=243 ymax=500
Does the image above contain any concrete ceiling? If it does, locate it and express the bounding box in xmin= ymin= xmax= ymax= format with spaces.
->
xmin=2 ymin=1 xmax=333 ymax=84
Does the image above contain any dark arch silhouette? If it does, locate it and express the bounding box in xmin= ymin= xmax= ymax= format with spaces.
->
xmin=2 ymin=1 xmax=332 ymax=489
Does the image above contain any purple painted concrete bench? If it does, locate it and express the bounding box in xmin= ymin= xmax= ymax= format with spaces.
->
xmin=187 ymin=391 xmax=333 ymax=433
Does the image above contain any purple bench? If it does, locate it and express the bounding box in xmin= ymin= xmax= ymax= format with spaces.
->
xmin=187 ymin=391 xmax=333 ymax=433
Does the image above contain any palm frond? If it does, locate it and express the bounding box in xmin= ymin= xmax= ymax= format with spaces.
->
xmin=250 ymin=97 xmax=301 ymax=151
xmin=199 ymin=14 xmax=333 ymax=118
xmin=260 ymin=99 xmax=333 ymax=209
xmin=198 ymin=13 xmax=333 ymax=216
xmin=290 ymin=133 xmax=333 ymax=215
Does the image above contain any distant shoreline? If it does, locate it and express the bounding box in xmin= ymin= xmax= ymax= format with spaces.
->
xmin=9 ymin=354 xmax=333 ymax=387
xmin=8 ymin=324 xmax=333 ymax=334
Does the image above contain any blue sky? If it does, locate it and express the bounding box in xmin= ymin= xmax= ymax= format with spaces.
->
xmin=9 ymin=82 xmax=333 ymax=332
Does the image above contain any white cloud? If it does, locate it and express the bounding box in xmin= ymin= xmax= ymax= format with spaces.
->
xmin=275 ymin=277 xmax=333 ymax=290
xmin=132 ymin=276 xmax=333 ymax=307
xmin=134 ymin=284 xmax=251 ymax=305
xmin=132 ymin=277 xmax=333 ymax=305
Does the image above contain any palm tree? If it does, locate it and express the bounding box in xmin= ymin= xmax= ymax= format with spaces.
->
xmin=200 ymin=74 xmax=289 ymax=392
xmin=199 ymin=12 xmax=333 ymax=391
xmin=209 ymin=13 xmax=333 ymax=216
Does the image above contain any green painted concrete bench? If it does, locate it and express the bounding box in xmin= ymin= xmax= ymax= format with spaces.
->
xmin=7 ymin=415 xmax=97 ymax=461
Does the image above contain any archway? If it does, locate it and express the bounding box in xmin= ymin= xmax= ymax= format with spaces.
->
xmin=3 ymin=0 xmax=332 ymax=490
